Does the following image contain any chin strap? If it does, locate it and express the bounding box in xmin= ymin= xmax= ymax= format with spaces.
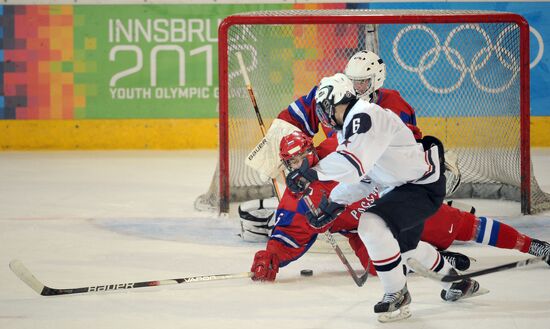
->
xmin=370 ymin=91 xmax=379 ymax=103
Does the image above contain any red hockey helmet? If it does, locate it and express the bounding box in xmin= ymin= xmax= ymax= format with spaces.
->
xmin=279 ymin=131 xmax=318 ymax=171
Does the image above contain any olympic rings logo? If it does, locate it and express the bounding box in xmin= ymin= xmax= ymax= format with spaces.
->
xmin=392 ymin=24 xmax=522 ymax=94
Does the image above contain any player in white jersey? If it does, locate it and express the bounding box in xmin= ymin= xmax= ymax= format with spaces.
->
xmin=285 ymin=73 xmax=483 ymax=322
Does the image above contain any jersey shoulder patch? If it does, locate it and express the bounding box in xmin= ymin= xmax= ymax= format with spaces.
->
xmin=344 ymin=112 xmax=372 ymax=140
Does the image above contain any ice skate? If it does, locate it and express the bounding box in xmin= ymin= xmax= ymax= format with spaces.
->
xmin=440 ymin=270 xmax=488 ymax=301
xmin=528 ymin=239 xmax=550 ymax=266
xmin=375 ymin=284 xmax=412 ymax=323
xmin=439 ymin=250 xmax=472 ymax=271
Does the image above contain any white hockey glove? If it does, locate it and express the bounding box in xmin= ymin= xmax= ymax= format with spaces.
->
xmin=238 ymin=198 xmax=278 ymax=242
xmin=245 ymin=119 xmax=301 ymax=179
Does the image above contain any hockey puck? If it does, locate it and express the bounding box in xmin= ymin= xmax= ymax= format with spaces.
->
xmin=300 ymin=269 xmax=313 ymax=277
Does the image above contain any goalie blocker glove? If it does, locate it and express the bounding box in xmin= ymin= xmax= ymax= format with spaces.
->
xmin=306 ymin=195 xmax=346 ymax=229
xmin=285 ymin=159 xmax=319 ymax=194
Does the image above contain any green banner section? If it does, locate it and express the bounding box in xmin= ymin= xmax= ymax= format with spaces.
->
xmin=73 ymin=4 xmax=290 ymax=119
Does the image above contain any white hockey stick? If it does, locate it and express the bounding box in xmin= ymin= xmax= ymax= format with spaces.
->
xmin=9 ymin=259 xmax=253 ymax=296
xmin=236 ymin=51 xmax=283 ymax=199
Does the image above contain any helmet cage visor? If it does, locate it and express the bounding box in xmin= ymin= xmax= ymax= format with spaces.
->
xmin=350 ymin=76 xmax=374 ymax=99
xmin=316 ymin=99 xmax=337 ymax=129
xmin=282 ymin=148 xmax=316 ymax=172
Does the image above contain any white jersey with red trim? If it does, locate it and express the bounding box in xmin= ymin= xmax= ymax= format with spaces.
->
xmin=314 ymin=99 xmax=441 ymax=187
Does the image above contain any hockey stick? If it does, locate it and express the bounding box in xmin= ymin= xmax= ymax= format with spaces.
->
xmin=303 ymin=195 xmax=370 ymax=287
xmin=235 ymin=52 xmax=367 ymax=286
xmin=236 ymin=52 xmax=283 ymax=199
xmin=9 ymin=259 xmax=253 ymax=296
xmin=407 ymin=255 xmax=550 ymax=283
xmin=323 ymin=230 xmax=370 ymax=287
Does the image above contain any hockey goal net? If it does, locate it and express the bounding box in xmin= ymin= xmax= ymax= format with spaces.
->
xmin=195 ymin=9 xmax=550 ymax=215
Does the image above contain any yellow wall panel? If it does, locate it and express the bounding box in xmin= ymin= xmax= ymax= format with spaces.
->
xmin=0 ymin=117 xmax=549 ymax=150
xmin=0 ymin=119 xmax=218 ymax=150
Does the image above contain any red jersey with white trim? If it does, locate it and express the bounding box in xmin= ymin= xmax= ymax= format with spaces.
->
xmin=266 ymin=137 xmax=378 ymax=271
xmin=266 ymin=165 xmax=472 ymax=271
xmin=277 ymin=86 xmax=322 ymax=138
xmin=377 ymin=88 xmax=416 ymax=126
xmin=267 ymin=178 xmax=380 ymax=271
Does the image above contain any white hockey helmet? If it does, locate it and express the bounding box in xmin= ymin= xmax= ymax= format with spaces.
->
xmin=344 ymin=51 xmax=386 ymax=101
xmin=315 ymin=73 xmax=356 ymax=130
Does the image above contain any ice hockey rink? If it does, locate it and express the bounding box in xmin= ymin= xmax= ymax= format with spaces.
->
xmin=1 ymin=149 xmax=549 ymax=329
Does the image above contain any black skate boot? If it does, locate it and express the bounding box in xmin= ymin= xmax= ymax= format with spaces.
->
xmin=375 ymin=284 xmax=412 ymax=323
xmin=440 ymin=250 xmax=471 ymax=271
xmin=441 ymin=269 xmax=486 ymax=301
xmin=528 ymin=239 xmax=550 ymax=266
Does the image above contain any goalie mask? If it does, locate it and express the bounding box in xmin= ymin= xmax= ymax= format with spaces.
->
xmin=344 ymin=51 xmax=386 ymax=102
xmin=315 ymin=73 xmax=356 ymax=130
xmin=279 ymin=131 xmax=318 ymax=171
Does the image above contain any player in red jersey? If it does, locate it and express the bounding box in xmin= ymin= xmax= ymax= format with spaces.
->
xmin=248 ymin=132 xmax=378 ymax=281
xmin=246 ymin=51 xmax=550 ymax=281
xmin=247 ymin=131 xmax=550 ymax=283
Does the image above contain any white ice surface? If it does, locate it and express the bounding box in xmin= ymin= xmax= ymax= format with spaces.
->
xmin=1 ymin=149 xmax=549 ymax=329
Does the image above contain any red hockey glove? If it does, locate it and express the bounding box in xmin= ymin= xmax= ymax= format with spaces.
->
xmin=250 ymin=250 xmax=280 ymax=281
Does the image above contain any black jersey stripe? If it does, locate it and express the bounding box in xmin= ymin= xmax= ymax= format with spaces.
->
xmin=413 ymin=148 xmax=436 ymax=183
xmin=337 ymin=151 xmax=364 ymax=177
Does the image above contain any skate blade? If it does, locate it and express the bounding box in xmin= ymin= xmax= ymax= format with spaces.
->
xmin=462 ymin=287 xmax=490 ymax=300
xmin=377 ymin=305 xmax=411 ymax=323
xmin=446 ymin=287 xmax=490 ymax=302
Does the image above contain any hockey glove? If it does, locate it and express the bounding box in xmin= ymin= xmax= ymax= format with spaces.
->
xmin=250 ymin=250 xmax=280 ymax=282
xmin=306 ymin=195 xmax=345 ymax=229
xmin=285 ymin=159 xmax=319 ymax=194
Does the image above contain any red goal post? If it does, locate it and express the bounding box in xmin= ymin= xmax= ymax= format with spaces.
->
xmin=209 ymin=9 xmax=548 ymax=215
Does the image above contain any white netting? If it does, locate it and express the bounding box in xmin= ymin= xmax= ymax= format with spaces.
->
xmin=196 ymin=9 xmax=550 ymax=214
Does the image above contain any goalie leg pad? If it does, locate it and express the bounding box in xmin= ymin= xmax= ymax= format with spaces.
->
xmin=239 ymin=198 xmax=278 ymax=242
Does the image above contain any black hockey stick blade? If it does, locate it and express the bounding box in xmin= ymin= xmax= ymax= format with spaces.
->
xmin=9 ymin=259 xmax=253 ymax=296
xmin=357 ymin=270 xmax=369 ymax=286
xmin=407 ymin=255 xmax=549 ymax=283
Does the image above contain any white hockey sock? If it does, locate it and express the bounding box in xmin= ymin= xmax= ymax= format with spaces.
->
xmin=403 ymin=241 xmax=454 ymax=290
xmin=358 ymin=213 xmax=406 ymax=293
